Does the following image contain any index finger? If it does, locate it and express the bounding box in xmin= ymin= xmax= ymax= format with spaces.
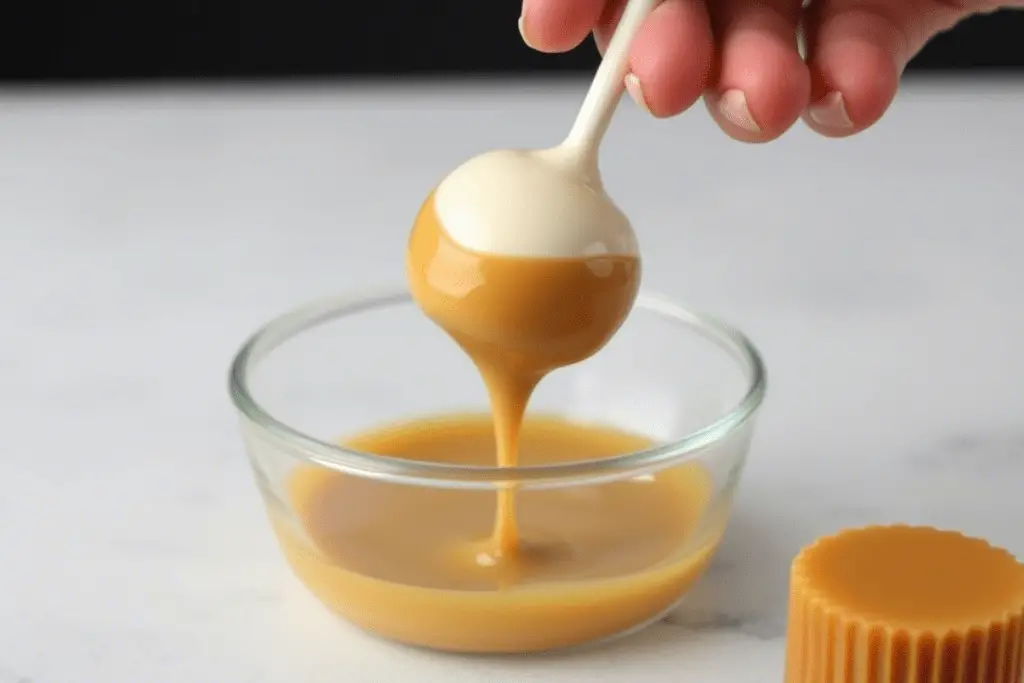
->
xmin=520 ymin=0 xmax=607 ymax=53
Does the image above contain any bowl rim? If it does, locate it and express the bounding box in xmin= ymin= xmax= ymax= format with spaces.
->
xmin=228 ymin=288 xmax=767 ymax=488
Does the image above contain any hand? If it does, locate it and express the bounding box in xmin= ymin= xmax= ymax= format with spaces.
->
xmin=518 ymin=0 xmax=1016 ymax=141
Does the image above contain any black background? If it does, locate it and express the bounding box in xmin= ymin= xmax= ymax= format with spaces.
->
xmin=0 ymin=1 xmax=1021 ymax=82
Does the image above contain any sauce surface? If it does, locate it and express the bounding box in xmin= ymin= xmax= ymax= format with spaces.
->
xmin=273 ymin=414 xmax=719 ymax=652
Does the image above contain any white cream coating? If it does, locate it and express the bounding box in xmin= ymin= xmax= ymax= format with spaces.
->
xmin=432 ymin=148 xmax=638 ymax=259
xmin=428 ymin=0 xmax=657 ymax=260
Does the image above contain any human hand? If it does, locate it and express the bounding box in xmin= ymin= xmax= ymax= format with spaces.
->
xmin=519 ymin=0 xmax=1016 ymax=141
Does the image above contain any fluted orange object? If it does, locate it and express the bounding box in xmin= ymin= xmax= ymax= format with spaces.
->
xmin=785 ymin=525 xmax=1024 ymax=683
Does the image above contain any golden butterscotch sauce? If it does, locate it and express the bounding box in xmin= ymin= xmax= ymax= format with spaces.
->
xmin=785 ymin=526 xmax=1024 ymax=683
xmin=405 ymin=194 xmax=641 ymax=556
xmin=273 ymin=414 xmax=718 ymax=653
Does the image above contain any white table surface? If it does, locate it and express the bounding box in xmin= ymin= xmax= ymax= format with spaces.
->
xmin=2 ymin=78 xmax=1023 ymax=682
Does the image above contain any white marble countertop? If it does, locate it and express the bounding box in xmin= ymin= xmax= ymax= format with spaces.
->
xmin=2 ymin=78 xmax=1023 ymax=682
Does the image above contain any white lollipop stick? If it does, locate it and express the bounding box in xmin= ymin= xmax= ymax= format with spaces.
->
xmin=560 ymin=0 xmax=660 ymax=172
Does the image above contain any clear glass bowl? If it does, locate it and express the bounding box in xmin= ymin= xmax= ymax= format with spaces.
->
xmin=229 ymin=289 xmax=766 ymax=654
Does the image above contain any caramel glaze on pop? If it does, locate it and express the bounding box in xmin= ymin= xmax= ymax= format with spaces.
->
xmin=406 ymin=193 xmax=641 ymax=558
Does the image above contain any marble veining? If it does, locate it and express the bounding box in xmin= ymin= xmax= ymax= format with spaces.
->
xmin=1 ymin=80 xmax=1023 ymax=683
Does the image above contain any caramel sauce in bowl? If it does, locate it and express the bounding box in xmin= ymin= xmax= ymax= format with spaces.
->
xmin=228 ymin=288 xmax=766 ymax=653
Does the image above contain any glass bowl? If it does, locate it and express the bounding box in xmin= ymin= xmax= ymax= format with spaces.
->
xmin=228 ymin=288 xmax=766 ymax=654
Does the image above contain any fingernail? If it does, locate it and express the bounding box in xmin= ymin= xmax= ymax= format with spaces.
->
xmin=717 ymin=89 xmax=761 ymax=133
xmin=624 ymin=73 xmax=650 ymax=113
xmin=808 ymin=92 xmax=854 ymax=129
xmin=517 ymin=15 xmax=537 ymax=50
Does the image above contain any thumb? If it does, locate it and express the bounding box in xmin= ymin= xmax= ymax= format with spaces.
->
xmin=800 ymin=0 xmax=1015 ymax=137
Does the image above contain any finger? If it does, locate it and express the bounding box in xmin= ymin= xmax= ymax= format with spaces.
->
xmin=592 ymin=0 xmax=624 ymax=53
xmin=800 ymin=0 xmax=932 ymax=136
xmin=520 ymin=0 xmax=607 ymax=53
xmin=594 ymin=0 xmax=714 ymax=117
xmin=799 ymin=0 xmax=1022 ymax=136
xmin=800 ymin=0 xmax=996 ymax=136
xmin=703 ymin=0 xmax=810 ymax=142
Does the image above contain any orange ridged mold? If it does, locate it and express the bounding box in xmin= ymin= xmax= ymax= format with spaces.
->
xmin=784 ymin=525 xmax=1024 ymax=683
